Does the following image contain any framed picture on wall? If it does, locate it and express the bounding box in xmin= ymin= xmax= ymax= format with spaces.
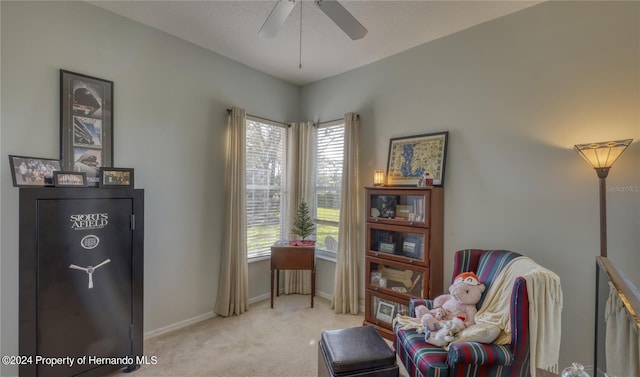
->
xmin=8 ymin=155 xmax=61 ymax=187
xmin=386 ymin=131 xmax=448 ymax=186
xmin=60 ymin=70 xmax=114 ymax=187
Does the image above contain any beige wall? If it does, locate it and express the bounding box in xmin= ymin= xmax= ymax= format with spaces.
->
xmin=300 ymin=0 xmax=640 ymax=369
xmin=1 ymin=0 xmax=638 ymax=374
xmin=0 ymin=2 xmax=299 ymax=375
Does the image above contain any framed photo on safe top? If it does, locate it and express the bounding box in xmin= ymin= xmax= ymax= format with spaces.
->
xmin=8 ymin=155 xmax=61 ymax=187
xmin=99 ymin=167 xmax=134 ymax=188
xmin=60 ymin=70 xmax=113 ymax=187
xmin=53 ymin=171 xmax=87 ymax=187
xmin=386 ymin=131 xmax=448 ymax=186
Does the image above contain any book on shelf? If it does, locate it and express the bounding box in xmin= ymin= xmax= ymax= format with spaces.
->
xmin=413 ymin=198 xmax=424 ymax=222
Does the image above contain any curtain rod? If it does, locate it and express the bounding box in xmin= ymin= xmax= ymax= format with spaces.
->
xmin=226 ymin=108 xmax=290 ymax=127
xmin=226 ymin=109 xmax=358 ymax=127
xmin=318 ymin=114 xmax=358 ymax=125
xmin=313 ymin=117 xmax=353 ymax=127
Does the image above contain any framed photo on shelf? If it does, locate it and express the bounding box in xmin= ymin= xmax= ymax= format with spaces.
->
xmin=375 ymin=195 xmax=397 ymax=218
xmin=8 ymin=155 xmax=61 ymax=187
xmin=370 ymin=271 xmax=383 ymax=286
xmin=402 ymin=235 xmax=423 ymax=259
xmin=376 ymin=301 xmax=395 ymax=323
xmin=99 ymin=167 xmax=134 ymax=188
xmin=378 ymin=242 xmax=396 ymax=254
xmin=60 ymin=70 xmax=113 ymax=187
xmin=53 ymin=171 xmax=87 ymax=187
xmin=386 ymin=131 xmax=448 ymax=186
xmin=402 ymin=241 xmax=416 ymax=254
xmin=395 ymin=204 xmax=412 ymax=219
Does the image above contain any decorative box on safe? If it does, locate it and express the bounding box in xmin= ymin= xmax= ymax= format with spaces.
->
xmin=19 ymin=188 xmax=144 ymax=377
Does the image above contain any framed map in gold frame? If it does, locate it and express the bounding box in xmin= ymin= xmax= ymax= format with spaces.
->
xmin=386 ymin=131 xmax=448 ymax=186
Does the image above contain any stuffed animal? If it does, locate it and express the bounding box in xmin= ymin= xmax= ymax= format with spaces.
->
xmin=429 ymin=307 xmax=449 ymax=321
xmin=414 ymin=271 xmax=486 ymax=331
xmin=424 ymin=316 xmax=466 ymax=347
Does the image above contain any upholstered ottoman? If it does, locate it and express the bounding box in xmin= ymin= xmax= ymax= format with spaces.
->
xmin=318 ymin=326 xmax=399 ymax=377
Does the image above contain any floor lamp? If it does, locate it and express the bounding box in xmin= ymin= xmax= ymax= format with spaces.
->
xmin=574 ymin=139 xmax=633 ymax=257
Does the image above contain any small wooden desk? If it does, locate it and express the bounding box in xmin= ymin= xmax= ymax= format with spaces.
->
xmin=270 ymin=245 xmax=315 ymax=308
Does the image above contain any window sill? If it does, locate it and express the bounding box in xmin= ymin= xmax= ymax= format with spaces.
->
xmin=248 ymin=249 xmax=337 ymax=264
xmin=248 ymin=254 xmax=270 ymax=264
xmin=315 ymin=248 xmax=337 ymax=263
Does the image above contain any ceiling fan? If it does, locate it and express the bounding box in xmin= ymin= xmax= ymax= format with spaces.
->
xmin=259 ymin=0 xmax=368 ymax=40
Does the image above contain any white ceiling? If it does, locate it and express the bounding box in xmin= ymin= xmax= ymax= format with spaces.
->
xmin=89 ymin=0 xmax=541 ymax=86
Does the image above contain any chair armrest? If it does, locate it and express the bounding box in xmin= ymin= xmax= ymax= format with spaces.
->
xmin=447 ymin=342 xmax=514 ymax=366
xmin=409 ymin=298 xmax=433 ymax=317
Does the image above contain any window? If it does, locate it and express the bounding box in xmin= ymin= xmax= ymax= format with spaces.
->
xmin=245 ymin=117 xmax=287 ymax=258
xmin=244 ymin=116 xmax=345 ymax=258
xmin=314 ymin=121 xmax=345 ymax=253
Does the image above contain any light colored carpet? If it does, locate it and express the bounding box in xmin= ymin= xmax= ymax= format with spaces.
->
xmin=109 ymin=294 xmax=409 ymax=377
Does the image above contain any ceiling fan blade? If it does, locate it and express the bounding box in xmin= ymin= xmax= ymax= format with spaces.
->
xmin=315 ymin=0 xmax=367 ymax=40
xmin=258 ymin=0 xmax=297 ymax=38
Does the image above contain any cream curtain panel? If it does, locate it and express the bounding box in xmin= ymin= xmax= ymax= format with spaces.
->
xmin=605 ymin=281 xmax=640 ymax=377
xmin=332 ymin=113 xmax=361 ymax=314
xmin=214 ymin=107 xmax=249 ymax=317
xmin=284 ymin=122 xmax=316 ymax=294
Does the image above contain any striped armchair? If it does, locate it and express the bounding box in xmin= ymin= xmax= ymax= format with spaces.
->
xmin=394 ymin=249 xmax=531 ymax=377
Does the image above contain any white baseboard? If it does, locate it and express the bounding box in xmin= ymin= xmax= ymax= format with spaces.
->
xmin=316 ymin=290 xmax=332 ymax=301
xmin=252 ymin=289 xmax=332 ymax=304
xmin=144 ymin=311 xmax=216 ymax=340
xmin=316 ymin=291 xmax=366 ymax=312
xmin=249 ymin=292 xmax=271 ymax=304
xmin=144 ymin=291 xmax=364 ymax=340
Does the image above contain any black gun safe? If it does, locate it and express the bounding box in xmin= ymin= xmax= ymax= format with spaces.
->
xmin=19 ymin=188 xmax=144 ymax=377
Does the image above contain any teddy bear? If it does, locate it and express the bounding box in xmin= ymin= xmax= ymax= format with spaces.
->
xmin=424 ymin=316 xmax=466 ymax=347
xmin=414 ymin=271 xmax=486 ymax=332
xmin=429 ymin=307 xmax=449 ymax=321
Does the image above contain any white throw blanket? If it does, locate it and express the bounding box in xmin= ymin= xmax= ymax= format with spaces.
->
xmin=393 ymin=314 xmax=424 ymax=333
xmin=474 ymin=256 xmax=563 ymax=377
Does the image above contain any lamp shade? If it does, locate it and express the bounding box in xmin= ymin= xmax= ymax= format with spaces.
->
xmin=574 ymin=139 xmax=633 ymax=169
xmin=373 ymin=169 xmax=385 ymax=186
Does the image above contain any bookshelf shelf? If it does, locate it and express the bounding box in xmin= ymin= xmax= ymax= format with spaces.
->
xmin=363 ymin=187 xmax=444 ymax=340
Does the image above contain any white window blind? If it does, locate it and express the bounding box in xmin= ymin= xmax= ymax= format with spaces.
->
xmin=314 ymin=121 xmax=345 ymax=252
xmin=245 ymin=117 xmax=287 ymax=258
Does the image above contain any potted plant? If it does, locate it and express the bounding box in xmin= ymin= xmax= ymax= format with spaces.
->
xmin=290 ymin=200 xmax=315 ymax=246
